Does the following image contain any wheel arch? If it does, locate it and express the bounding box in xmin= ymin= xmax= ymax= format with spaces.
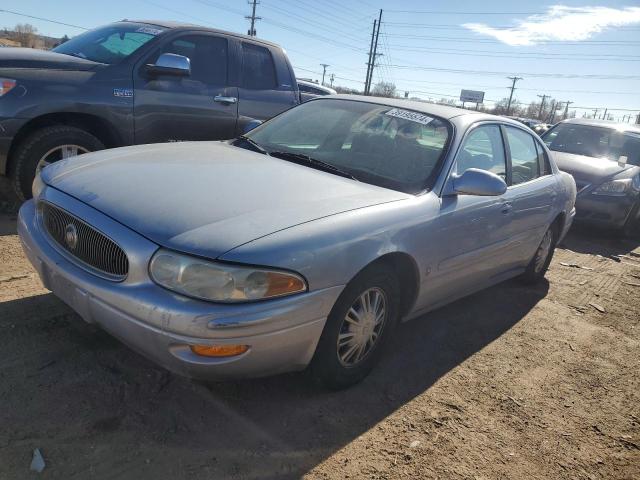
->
xmin=7 ymin=112 xmax=121 ymax=174
xmin=352 ymin=251 xmax=421 ymax=319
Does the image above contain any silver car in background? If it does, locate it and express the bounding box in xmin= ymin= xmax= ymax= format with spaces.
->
xmin=18 ymin=97 xmax=576 ymax=389
xmin=542 ymin=118 xmax=640 ymax=235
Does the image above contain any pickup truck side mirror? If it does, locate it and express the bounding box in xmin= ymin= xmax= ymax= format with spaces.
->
xmin=146 ymin=53 xmax=191 ymax=77
xmin=618 ymin=155 xmax=628 ymax=167
xmin=447 ymin=168 xmax=507 ymax=196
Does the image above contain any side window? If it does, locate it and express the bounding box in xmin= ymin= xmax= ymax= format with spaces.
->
xmin=456 ymin=124 xmax=506 ymax=179
xmin=241 ymin=43 xmax=277 ymax=90
xmin=150 ymin=35 xmax=228 ymax=86
xmin=505 ymin=127 xmax=540 ymax=185
xmin=534 ymin=141 xmax=551 ymax=175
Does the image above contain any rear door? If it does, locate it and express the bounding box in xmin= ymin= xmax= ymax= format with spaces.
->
xmin=500 ymin=125 xmax=558 ymax=268
xmin=237 ymin=42 xmax=298 ymax=121
xmin=133 ymin=33 xmax=238 ymax=144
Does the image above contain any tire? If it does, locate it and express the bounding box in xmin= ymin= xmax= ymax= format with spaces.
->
xmin=622 ymin=201 xmax=640 ymax=238
xmin=10 ymin=126 xmax=104 ymax=201
xmin=520 ymin=224 xmax=558 ymax=284
xmin=310 ymin=263 xmax=400 ymax=390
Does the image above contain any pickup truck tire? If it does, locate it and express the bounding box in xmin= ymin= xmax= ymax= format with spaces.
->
xmin=11 ymin=126 xmax=104 ymax=201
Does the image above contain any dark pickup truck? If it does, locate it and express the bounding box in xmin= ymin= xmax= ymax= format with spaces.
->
xmin=0 ymin=20 xmax=300 ymax=199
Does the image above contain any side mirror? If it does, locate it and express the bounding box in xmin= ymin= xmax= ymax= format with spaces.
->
xmin=146 ymin=53 xmax=191 ymax=77
xmin=242 ymin=119 xmax=263 ymax=134
xmin=450 ymin=168 xmax=507 ymax=196
xmin=618 ymin=155 xmax=628 ymax=167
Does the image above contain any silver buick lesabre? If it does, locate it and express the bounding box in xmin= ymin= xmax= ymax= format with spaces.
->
xmin=18 ymin=97 xmax=576 ymax=388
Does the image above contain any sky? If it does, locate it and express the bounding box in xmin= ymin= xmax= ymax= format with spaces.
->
xmin=2 ymin=0 xmax=639 ymax=121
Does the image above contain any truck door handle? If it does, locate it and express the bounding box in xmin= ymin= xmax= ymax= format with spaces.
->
xmin=501 ymin=202 xmax=513 ymax=214
xmin=214 ymin=95 xmax=238 ymax=105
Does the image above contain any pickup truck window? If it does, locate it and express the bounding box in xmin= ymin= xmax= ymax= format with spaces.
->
xmin=149 ymin=35 xmax=228 ymax=86
xmin=53 ymin=23 xmax=165 ymax=64
xmin=241 ymin=43 xmax=277 ymax=90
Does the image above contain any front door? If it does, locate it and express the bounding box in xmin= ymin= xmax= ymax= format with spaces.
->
xmin=133 ymin=33 xmax=238 ymax=144
xmin=419 ymin=123 xmax=513 ymax=309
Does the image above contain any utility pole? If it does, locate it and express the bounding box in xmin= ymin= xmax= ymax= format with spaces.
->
xmin=537 ymin=94 xmax=548 ymax=120
xmin=563 ymin=101 xmax=573 ymax=119
xmin=548 ymin=99 xmax=557 ymax=123
xmin=365 ymin=9 xmax=383 ymax=95
xmin=593 ymin=109 xmax=599 ymax=119
xmin=329 ymin=73 xmax=335 ymax=88
xmin=601 ymin=108 xmax=608 ymax=120
xmin=320 ymin=64 xmax=330 ymax=86
xmin=364 ymin=19 xmax=377 ymax=94
xmin=245 ymin=0 xmax=260 ymax=36
xmin=506 ymin=76 xmax=522 ymax=115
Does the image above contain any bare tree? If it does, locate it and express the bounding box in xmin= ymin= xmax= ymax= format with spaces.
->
xmin=14 ymin=23 xmax=38 ymax=47
xmin=372 ymin=81 xmax=397 ymax=98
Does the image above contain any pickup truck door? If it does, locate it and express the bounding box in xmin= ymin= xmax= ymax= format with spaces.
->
xmin=237 ymin=42 xmax=298 ymax=122
xmin=133 ymin=33 xmax=238 ymax=144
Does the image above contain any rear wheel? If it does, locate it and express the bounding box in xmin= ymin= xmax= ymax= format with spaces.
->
xmin=10 ymin=126 xmax=104 ymax=201
xmin=310 ymin=264 xmax=400 ymax=390
xmin=520 ymin=225 xmax=557 ymax=284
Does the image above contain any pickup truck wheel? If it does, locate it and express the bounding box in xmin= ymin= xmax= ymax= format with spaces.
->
xmin=622 ymin=201 xmax=640 ymax=238
xmin=520 ymin=225 xmax=557 ymax=284
xmin=310 ymin=264 xmax=400 ymax=390
xmin=11 ymin=126 xmax=104 ymax=201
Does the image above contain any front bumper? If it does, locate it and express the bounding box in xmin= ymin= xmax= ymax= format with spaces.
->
xmin=574 ymin=191 xmax=639 ymax=229
xmin=17 ymin=189 xmax=343 ymax=379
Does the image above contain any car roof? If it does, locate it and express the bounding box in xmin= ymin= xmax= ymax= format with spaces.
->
xmin=318 ymin=95 xmax=523 ymax=124
xmin=122 ymin=20 xmax=282 ymax=48
xmin=559 ymin=117 xmax=640 ymax=133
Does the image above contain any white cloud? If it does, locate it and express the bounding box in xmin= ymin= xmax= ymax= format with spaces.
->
xmin=462 ymin=5 xmax=640 ymax=46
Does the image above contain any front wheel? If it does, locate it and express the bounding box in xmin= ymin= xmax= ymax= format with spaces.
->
xmin=622 ymin=201 xmax=640 ymax=238
xmin=310 ymin=264 xmax=400 ymax=390
xmin=10 ymin=126 xmax=104 ymax=201
xmin=520 ymin=225 xmax=557 ymax=284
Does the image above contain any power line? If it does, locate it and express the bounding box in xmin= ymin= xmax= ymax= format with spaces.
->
xmin=0 ymin=8 xmax=89 ymax=30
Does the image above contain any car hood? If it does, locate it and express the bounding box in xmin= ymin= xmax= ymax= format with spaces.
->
xmin=42 ymin=142 xmax=410 ymax=259
xmin=0 ymin=47 xmax=99 ymax=71
xmin=550 ymin=150 xmax=639 ymax=184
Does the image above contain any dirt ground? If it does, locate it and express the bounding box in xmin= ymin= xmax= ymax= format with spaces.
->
xmin=0 ymin=211 xmax=638 ymax=480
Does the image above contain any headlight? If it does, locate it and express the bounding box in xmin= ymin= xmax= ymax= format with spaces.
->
xmin=592 ymin=179 xmax=632 ymax=196
xmin=632 ymin=175 xmax=640 ymax=192
xmin=32 ymin=172 xmax=45 ymax=198
xmin=149 ymin=249 xmax=307 ymax=302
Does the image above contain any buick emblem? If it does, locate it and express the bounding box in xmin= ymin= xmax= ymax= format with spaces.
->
xmin=64 ymin=224 xmax=78 ymax=250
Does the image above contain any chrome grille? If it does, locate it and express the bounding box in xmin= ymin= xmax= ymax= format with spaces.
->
xmin=41 ymin=202 xmax=129 ymax=280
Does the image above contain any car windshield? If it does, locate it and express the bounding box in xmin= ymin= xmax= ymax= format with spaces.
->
xmin=53 ymin=23 xmax=165 ymax=64
xmin=543 ymin=123 xmax=640 ymax=166
xmin=244 ymin=99 xmax=451 ymax=194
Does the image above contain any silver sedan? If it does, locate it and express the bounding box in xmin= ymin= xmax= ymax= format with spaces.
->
xmin=18 ymin=96 xmax=576 ymax=389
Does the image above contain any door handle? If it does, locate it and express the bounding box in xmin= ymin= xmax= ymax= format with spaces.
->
xmin=213 ymin=95 xmax=238 ymax=105
xmin=501 ymin=201 xmax=513 ymax=214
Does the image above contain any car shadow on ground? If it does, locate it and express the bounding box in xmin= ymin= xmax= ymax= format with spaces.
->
xmin=559 ymin=224 xmax=640 ymax=258
xmin=0 ymin=277 xmax=548 ymax=478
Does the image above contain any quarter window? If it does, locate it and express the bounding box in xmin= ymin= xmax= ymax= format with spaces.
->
xmin=241 ymin=43 xmax=277 ymax=90
xmin=456 ymin=125 xmax=506 ymax=179
xmin=505 ymin=127 xmax=540 ymax=185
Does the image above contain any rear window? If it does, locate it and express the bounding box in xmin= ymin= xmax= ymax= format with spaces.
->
xmin=241 ymin=43 xmax=277 ymax=90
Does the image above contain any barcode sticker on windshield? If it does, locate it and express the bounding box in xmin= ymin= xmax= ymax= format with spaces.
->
xmin=136 ymin=26 xmax=164 ymax=35
xmin=385 ymin=108 xmax=434 ymax=125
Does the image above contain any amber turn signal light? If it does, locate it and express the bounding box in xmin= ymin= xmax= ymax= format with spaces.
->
xmin=189 ymin=344 xmax=249 ymax=357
